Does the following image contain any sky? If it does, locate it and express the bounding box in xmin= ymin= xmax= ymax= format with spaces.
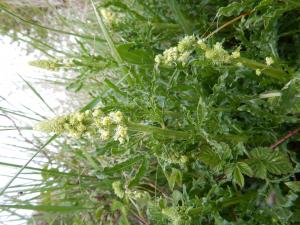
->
xmin=0 ymin=36 xmax=68 ymax=224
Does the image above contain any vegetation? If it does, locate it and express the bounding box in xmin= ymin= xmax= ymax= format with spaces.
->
xmin=1 ymin=0 xmax=300 ymax=224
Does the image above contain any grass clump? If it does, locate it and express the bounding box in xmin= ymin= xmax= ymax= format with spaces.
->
xmin=1 ymin=0 xmax=300 ymax=224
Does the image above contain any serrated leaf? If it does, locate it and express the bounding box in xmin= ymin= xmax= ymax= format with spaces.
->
xmin=232 ymin=166 xmax=244 ymax=188
xmin=103 ymin=155 xmax=143 ymax=175
xmin=248 ymin=148 xmax=293 ymax=179
xmin=237 ymin=162 xmax=253 ymax=177
xmin=199 ymin=146 xmax=222 ymax=170
xmin=218 ymin=0 xmax=254 ymax=17
xmin=128 ymin=158 xmax=149 ymax=188
xmin=247 ymin=160 xmax=267 ymax=179
xmin=166 ymin=168 xmax=182 ymax=191
xmin=285 ymin=181 xmax=300 ymax=192
xmin=267 ymin=151 xmax=293 ymax=175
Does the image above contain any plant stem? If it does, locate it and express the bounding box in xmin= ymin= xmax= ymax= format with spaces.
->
xmin=239 ymin=58 xmax=291 ymax=82
xmin=127 ymin=121 xmax=191 ymax=139
xmin=270 ymin=125 xmax=300 ymax=150
xmin=205 ymin=10 xmax=254 ymax=39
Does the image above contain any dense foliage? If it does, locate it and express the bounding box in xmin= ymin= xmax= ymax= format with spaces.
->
xmin=1 ymin=0 xmax=300 ymax=224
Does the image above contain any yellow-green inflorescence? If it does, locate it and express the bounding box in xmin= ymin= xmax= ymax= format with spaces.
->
xmin=112 ymin=180 xmax=149 ymax=201
xmin=155 ymin=35 xmax=197 ymax=67
xmin=155 ymin=35 xmax=241 ymax=67
xmin=100 ymin=7 xmax=126 ymax=26
xmin=29 ymin=59 xmax=62 ymax=71
xmin=34 ymin=109 xmax=128 ymax=144
xmin=155 ymin=35 xmax=279 ymax=78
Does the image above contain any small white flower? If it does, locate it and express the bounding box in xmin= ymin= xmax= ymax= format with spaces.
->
xmin=197 ymin=39 xmax=207 ymax=50
xmin=77 ymin=124 xmax=86 ymax=132
xmin=99 ymin=129 xmax=110 ymax=140
xmin=177 ymin=52 xmax=190 ymax=66
xmin=231 ymin=48 xmax=240 ymax=59
xmin=109 ymin=111 xmax=123 ymax=123
xmin=84 ymin=110 xmax=91 ymax=116
xmin=204 ymin=49 xmax=216 ymax=60
xmin=101 ymin=116 xmax=112 ymax=126
xmin=163 ymin=47 xmax=179 ymax=65
xmin=92 ymin=109 xmax=102 ymax=118
xmin=214 ymin=42 xmax=223 ymax=51
xmin=265 ymin=57 xmax=274 ymax=66
xmin=114 ymin=125 xmax=128 ymax=143
xmin=75 ymin=112 xmax=84 ymax=122
xmin=177 ymin=35 xmax=196 ymax=52
xmin=256 ymin=69 xmax=262 ymax=76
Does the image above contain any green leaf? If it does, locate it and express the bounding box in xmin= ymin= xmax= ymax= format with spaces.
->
xmin=111 ymin=200 xmax=130 ymax=225
xmin=116 ymin=43 xmax=154 ymax=65
xmin=266 ymin=151 xmax=293 ymax=175
xmin=104 ymin=78 xmax=126 ymax=96
xmin=103 ymin=155 xmax=143 ymax=175
xmin=247 ymin=148 xmax=293 ymax=179
xmin=232 ymin=166 xmax=244 ymax=188
xmin=247 ymin=160 xmax=267 ymax=179
xmin=199 ymin=146 xmax=222 ymax=170
xmin=226 ymin=162 xmax=253 ymax=187
xmin=237 ymin=162 xmax=253 ymax=177
xmin=128 ymin=158 xmax=149 ymax=188
xmin=285 ymin=181 xmax=300 ymax=192
xmin=166 ymin=168 xmax=182 ymax=191
xmin=218 ymin=0 xmax=254 ymax=17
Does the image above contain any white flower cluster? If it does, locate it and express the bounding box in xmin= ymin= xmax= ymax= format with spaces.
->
xmin=112 ymin=181 xmax=149 ymax=200
xmin=265 ymin=57 xmax=274 ymax=66
xmin=112 ymin=181 xmax=124 ymax=198
xmin=256 ymin=56 xmax=274 ymax=76
xmin=155 ymin=35 xmax=197 ymax=67
xmin=95 ymin=110 xmax=128 ymax=143
xmin=199 ymin=40 xmax=241 ymax=65
xmin=100 ymin=8 xmax=126 ymax=25
xmin=34 ymin=109 xmax=128 ymax=144
xmin=155 ymin=35 xmax=241 ymax=67
xmin=34 ymin=111 xmax=92 ymax=139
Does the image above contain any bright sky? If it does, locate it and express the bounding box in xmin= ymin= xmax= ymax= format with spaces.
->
xmin=0 ymin=36 xmax=71 ymax=224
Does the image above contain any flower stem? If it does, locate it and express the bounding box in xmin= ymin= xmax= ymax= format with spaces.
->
xmin=127 ymin=121 xmax=191 ymax=139
xmin=239 ymin=58 xmax=291 ymax=82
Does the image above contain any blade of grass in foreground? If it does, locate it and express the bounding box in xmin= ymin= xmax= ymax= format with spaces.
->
xmin=167 ymin=0 xmax=193 ymax=34
xmin=0 ymin=3 xmax=104 ymax=42
xmin=90 ymin=0 xmax=123 ymax=65
xmin=0 ymin=134 xmax=57 ymax=196
xmin=0 ymin=161 xmax=94 ymax=178
xmin=18 ymin=75 xmax=56 ymax=115
xmin=0 ymin=204 xmax=91 ymax=212
xmin=0 ymin=107 xmax=40 ymax=121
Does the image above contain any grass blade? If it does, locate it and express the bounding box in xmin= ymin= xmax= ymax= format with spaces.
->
xmin=0 ymin=204 xmax=91 ymax=213
xmin=0 ymin=134 xmax=57 ymax=196
xmin=0 ymin=3 xmax=104 ymax=42
xmin=90 ymin=0 xmax=123 ymax=65
xmin=18 ymin=75 xmax=55 ymax=115
xmin=167 ymin=0 xmax=193 ymax=34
